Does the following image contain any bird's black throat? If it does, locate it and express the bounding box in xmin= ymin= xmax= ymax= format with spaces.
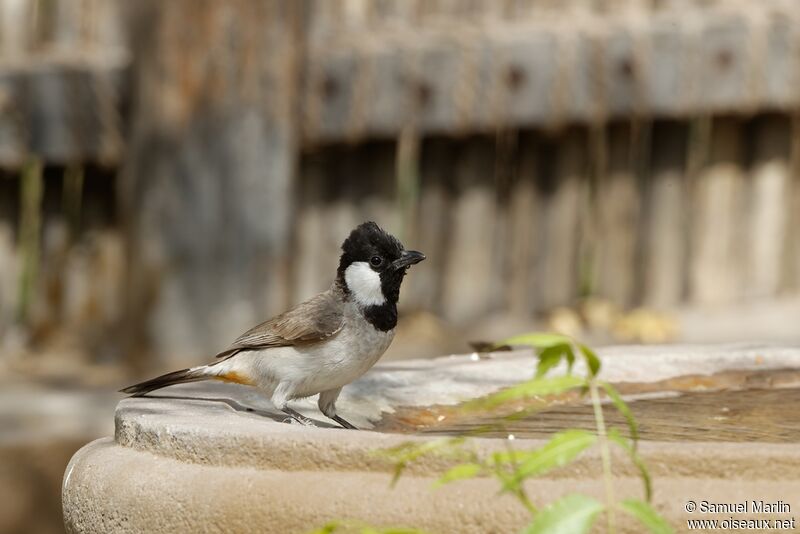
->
xmin=362 ymin=302 xmax=398 ymax=332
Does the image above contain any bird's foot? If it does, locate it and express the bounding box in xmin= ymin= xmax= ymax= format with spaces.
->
xmin=281 ymin=407 xmax=315 ymax=426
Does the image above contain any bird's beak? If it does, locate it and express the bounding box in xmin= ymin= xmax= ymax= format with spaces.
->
xmin=393 ymin=250 xmax=426 ymax=270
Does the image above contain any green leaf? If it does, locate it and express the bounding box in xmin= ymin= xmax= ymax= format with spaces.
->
xmin=307 ymin=521 xmax=429 ymax=534
xmin=389 ymin=464 xmax=405 ymax=488
xmin=434 ymin=463 xmax=483 ymax=487
xmin=467 ymin=375 xmax=587 ymax=410
xmin=601 ymin=382 xmax=639 ymax=445
xmin=381 ymin=437 xmax=466 ymax=464
xmin=307 ymin=521 xmax=340 ymax=534
xmin=375 ymin=529 xmax=429 ymax=534
xmin=619 ymin=499 xmax=673 ymax=534
xmin=607 ymin=428 xmax=652 ymax=501
xmin=499 ymin=430 xmax=596 ymax=490
xmin=379 ymin=438 xmax=466 ymax=487
xmin=565 ymin=347 xmax=576 ymax=374
xmin=523 ymin=494 xmax=604 ymax=534
xmin=535 ymin=344 xmax=569 ymax=378
xmin=494 ymin=332 xmax=573 ymax=351
xmin=578 ymin=343 xmax=601 ymax=377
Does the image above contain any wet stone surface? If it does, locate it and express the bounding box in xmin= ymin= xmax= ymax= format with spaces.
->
xmin=381 ymin=368 xmax=800 ymax=443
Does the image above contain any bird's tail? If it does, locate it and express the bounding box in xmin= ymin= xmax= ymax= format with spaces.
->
xmin=120 ymin=367 xmax=210 ymax=397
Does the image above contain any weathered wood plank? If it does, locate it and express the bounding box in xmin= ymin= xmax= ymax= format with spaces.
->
xmin=746 ymin=115 xmax=791 ymax=298
xmin=0 ymin=0 xmax=127 ymax=54
xmin=0 ymin=60 xmax=126 ymax=167
xmin=0 ymin=72 xmax=26 ymax=164
xmin=697 ymin=15 xmax=751 ymax=113
xmin=642 ymin=121 xmax=688 ymax=308
xmin=404 ymin=137 xmax=451 ymax=312
xmin=648 ymin=15 xmax=690 ymax=116
xmin=506 ymin=131 xmax=538 ymax=315
xmin=791 ymin=117 xmax=800 ymax=294
xmin=689 ymin=117 xmax=746 ymax=304
xmin=490 ymin=130 xmax=517 ymax=314
xmin=486 ymin=28 xmax=558 ymax=127
xmin=0 ymin=172 xmax=19 ymax=336
xmin=318 ymin=146 xmax=364 ymax=291
xmin=0 ymin=0 xmax=34 ymax=55
xmin=441 ymin=137 xmax=497 ymax=323
xmin=761 ymin=14 xmax=799 ymax=109
xmin=595 ymin=123 xmax=639 ymax=307
xmin=356 ymin=141 xmax=399 ymax=231
xmin=534 ymin=128 xmax=586 ymax=310
xmin=292 ymin=149 xmax=331 ymax=302
xmin=123 ymin=0 xmax=298 ymax=364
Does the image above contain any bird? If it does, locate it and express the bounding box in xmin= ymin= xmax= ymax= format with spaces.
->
xmin=120 ymin=221 xmax=425 ymax=430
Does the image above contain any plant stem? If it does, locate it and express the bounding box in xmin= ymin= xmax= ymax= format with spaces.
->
xmin=590 ymin=380 xmax=616 ymax=533
xmin=497 ymin=441 xmax=537 ymax=514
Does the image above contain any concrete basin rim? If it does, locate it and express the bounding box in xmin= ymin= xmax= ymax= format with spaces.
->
xmin=112 ymin=344 xmax=800 ymax=480
xmin=113 ymin=393 xmax=800 ymax=482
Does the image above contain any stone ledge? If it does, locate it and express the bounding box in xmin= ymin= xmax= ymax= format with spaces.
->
xmin=64 ymin=438 xmax=800 ymax=534
xmin=64 ymin=344 xmax=800 ymax=533
xmin=111 ymin=387 xmax=800 ymax=481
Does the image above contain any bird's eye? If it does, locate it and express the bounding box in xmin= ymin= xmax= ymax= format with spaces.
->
xmin=370 ymin=255 xmax=383 ymax=267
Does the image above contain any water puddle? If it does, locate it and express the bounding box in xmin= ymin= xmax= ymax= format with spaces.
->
xmin=378 ymin=368 xmax=800 ymax=443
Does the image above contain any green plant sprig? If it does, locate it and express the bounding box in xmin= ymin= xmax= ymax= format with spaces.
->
xmin=381 ymin=333 xmax=672 ymax=534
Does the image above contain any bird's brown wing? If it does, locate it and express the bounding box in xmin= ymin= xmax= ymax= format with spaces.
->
xmin=214 ymin=288 xmax=345 ymax=359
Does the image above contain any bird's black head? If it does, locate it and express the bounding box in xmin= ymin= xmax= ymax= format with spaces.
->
xmin=336 ymin=222 xmax=425 ymax=329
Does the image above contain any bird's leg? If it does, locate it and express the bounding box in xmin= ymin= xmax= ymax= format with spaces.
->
xmin=331 ymin=414 xmax=358 ymax=430
xmin=281 ymin=405 xmax=315 ymax=426
xmin=318 ymin=387 xmax=359 ymax=430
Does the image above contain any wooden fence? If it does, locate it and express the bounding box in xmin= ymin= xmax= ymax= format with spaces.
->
xmin=0 ymin=0 xmax=799 ymax=363
xmin=295 ymin=116 xmax=799 ymax=319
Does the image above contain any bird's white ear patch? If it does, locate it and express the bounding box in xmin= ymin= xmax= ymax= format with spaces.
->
xmin=344 ymin=262 xmax=385 ymax=307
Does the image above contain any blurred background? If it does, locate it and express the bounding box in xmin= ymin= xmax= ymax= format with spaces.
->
xmin=2 ymin=0 xmax=800 ymax=532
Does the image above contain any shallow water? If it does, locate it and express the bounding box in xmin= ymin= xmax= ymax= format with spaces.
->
xmin=382 ymin=368 xmax=800 ymax=443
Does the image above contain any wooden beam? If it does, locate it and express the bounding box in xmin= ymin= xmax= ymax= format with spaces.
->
xmin=302 ymin=5 xmax=800 ymax=143
xmin=0 ymin=57 xmax=126 ymax=166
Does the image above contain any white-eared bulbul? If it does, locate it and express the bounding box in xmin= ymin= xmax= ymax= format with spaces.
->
xmin=121 ymin=222 xmax=425 ymax=429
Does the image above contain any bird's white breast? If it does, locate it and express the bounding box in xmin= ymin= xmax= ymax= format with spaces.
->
xmin=222 ymin=302 xmax=394 ymax=398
